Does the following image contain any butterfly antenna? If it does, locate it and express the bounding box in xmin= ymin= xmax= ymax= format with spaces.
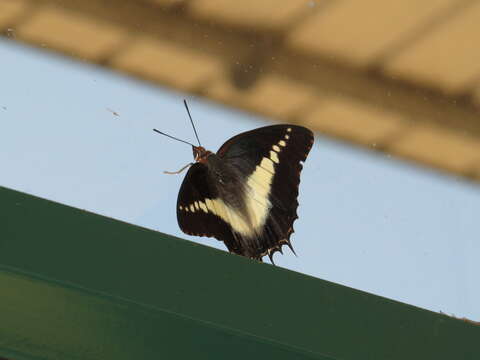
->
xmin=153 ymin=129 xmax=196 ymax=147
xmin=183 ymin=99 xmax=201 ymax=146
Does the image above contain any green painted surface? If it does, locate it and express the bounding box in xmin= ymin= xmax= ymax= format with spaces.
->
xmin=0 ymin=185 xmax=478 ymax=360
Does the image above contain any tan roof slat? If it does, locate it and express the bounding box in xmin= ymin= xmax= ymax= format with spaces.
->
xmin=148 ymin=0 xmax=188 ymax=8
xmin=0 ymin=0 xmax=30 ymax=27
xmin=190 ymin=0 xmax=309 ymax=29
xmin=474 ymin=163 xmax=480 ymax=181
xmin=288 ymin=0 xmax=458 ymax=66
xmin=473 ymin=85 xmax=480 ymax=107
xmin=206 ymin=74 xmax=317 ymax=120
xmin=384 ymin=2 xmax=480 ymax=94
xmin=390 ymin=125 xmax=480 ymax=174
xmin=111 ymin=36 xmax=222 ymax=91
xmin=302 ymin=96 xmax=407 ymax=146
xmin=16 ymin=6 xmax=127 ymax=61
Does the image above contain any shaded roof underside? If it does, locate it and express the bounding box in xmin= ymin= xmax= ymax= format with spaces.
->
xmin=2 ymin=0 xmax=480 ymax=181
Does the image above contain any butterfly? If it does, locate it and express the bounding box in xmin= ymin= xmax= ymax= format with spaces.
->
xmin=155 ymin=101 xmax=314 ymax=263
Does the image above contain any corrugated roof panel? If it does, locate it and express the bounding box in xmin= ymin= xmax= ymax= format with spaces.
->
xmin=3 ymin=0 xmax=480 ymax=183
xmin=288 ymin=0 xmax=458 ymax=66
xmin=384 ymin=2 xmax=480 ymax=93
xmin=16 ymin=6 xmax=127 ymax=61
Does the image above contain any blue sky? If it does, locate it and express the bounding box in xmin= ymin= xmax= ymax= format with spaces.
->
xmin=1 ymin=38 xmax=479 ymax=321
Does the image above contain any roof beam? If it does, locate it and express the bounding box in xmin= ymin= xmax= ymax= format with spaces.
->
xmin=1 ymin=185 xmax=480 ymax=359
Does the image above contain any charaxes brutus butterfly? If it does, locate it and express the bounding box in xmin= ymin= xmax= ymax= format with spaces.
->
xmin=155 ymin=101 xmax=313 ymax=263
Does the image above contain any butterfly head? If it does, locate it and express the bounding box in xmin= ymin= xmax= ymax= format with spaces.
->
xmin=192 ymin=146 xmax=211 ymax=164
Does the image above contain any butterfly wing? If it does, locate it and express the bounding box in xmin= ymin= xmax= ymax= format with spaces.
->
xmin=217 ymin=124 xmax=314 ymax=260
xmin=176 ymin=163 xmax=244 ymax=255
xmin=176 ymin=124 xmax=313 ymax=261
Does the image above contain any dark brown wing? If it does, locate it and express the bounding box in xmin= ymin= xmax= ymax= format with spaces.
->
xmin=217 ymin=124 xmax=314 ymax=262
xmin=176 ymin=163 xmax=244 ymax=255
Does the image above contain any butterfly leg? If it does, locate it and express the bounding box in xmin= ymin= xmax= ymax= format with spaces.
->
xmin=164 ymin=162 xmax=194 ymax=175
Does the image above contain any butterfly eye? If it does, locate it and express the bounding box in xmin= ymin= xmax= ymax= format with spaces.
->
xmin=193 ymin=146 xmax=209 ymax=162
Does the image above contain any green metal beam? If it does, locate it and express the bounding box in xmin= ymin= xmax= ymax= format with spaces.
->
xmin=0 ymin=185 xmax=478 ymax=360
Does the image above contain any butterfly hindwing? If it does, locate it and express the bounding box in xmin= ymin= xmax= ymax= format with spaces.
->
xmin=176 ymin=163 xmax=245 ymax=254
